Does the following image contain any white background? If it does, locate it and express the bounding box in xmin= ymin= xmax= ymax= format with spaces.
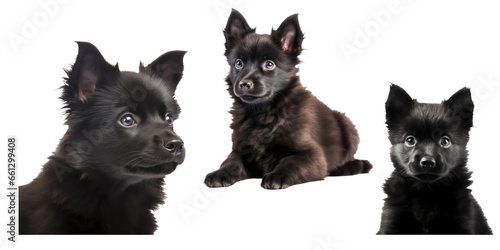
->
xmin=1 ymin=0 xmax=499 ymax=249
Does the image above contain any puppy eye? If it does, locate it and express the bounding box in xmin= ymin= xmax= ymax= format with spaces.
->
xmin=404 ymin=135 xmax=416 ymax=147
xmin=440 ymin=136 xmax=451 ymax=148
xmin=119 ymin=114 xmax=137 ymax=127
xmin=235 ymin=59 xmax=244 ymax=69
xmin=263 ymin=60 xmax=276 ymax=70
xmin=165 ymin=113 xmax=174 ymax=125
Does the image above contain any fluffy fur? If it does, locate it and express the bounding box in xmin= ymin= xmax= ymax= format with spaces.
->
xmin=20 ymin=42 xmax=186 ymax=234
xmin=204 ymin=9 xmax=371 ymax=189
xmin=377 ymin=84 xmax=492 ymax=234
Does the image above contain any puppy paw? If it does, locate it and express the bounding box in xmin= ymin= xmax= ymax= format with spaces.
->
xmin=204 ymin=170 xmax=237 ymax=188
xmin=261 ymin=173 xmax=291 ymax=189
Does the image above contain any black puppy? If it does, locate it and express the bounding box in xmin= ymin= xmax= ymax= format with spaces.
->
xmin=378 ymin=84 xmax=492 ymax=234
xmin=205 ymin=9 xmax=371 ymax=189
xmin=19 ymin=42 xmax=186 ymax=234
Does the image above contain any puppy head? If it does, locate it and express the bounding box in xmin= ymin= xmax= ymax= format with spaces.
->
xmin=61 ymin=42 xmax=186 ymax=182
xmin=223 ymin=9 xmax=304 ymax=104
xmin=385 ymin=84 xmax=474 ymax=183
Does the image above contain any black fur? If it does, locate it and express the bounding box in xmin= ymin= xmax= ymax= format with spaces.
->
xmin=19 ymin=42 xmax=186 ymax=234
xmin=378 ymin=84 xmax=492 ymax=234
xmin=204 ymin=9 xmax=371 ymax=189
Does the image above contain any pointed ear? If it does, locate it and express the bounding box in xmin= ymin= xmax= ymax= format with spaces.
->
xmin=443 ymin=87 xmax=474 ymax=128
xmin=385 ymin=84 xmax=414 ymax=126
xmin=224 ymin=9 xmax=254 ymax=49
xmin=64 ymin=42 xmax=118 ymax=104
xmin=143 ymin=50 xmax=186 ymax=93
xmin=271 ymin=14 xmax=304 ymax=56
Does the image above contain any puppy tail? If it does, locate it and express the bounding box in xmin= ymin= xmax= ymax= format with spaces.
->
xmin=329 ymin=159 xmax=372 ymax=176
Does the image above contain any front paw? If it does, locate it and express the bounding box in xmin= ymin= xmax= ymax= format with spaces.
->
xmin=204 ymin=170 xmax=237 ymax=188
xmin=261 ymin=173 xmax=292 ymax=189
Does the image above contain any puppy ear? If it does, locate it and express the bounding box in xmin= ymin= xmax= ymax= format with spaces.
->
xmin=64 ymin=42 xmax=118 ymax=104
xmin=224 ymin=9 xmax=254 ymax=49
xmin=443 ymin=87 xmax=474 ymax=128
xmin=385 ymin=84 xmax=414 ymax=126
xmin=144 ymin=50 xmax=186 ymax=93
xmin=271 ymin=14 xmax=304 ymax=56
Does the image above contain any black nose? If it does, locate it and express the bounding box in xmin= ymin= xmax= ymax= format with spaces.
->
xmin=420 ymin=156 xmax=436 ymax=170
xmin=238 ymin=81 xmax=253 ymax=92
xmin=164 ymin=139 xmax=184 ymax=156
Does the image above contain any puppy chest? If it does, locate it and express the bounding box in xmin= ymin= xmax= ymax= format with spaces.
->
xmin=410 ymin=197 xmax=455 ymax=232
xmin=235 ymin=127 xmax=293 ymax=164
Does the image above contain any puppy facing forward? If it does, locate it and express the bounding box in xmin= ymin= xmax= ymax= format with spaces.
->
xmin=20 ymin=42 xmax=186 ymax=234
xmin=378 ymin=84 xmax=492 ymax=234
xmin=204 ymin=9 xmax=372 ymax=189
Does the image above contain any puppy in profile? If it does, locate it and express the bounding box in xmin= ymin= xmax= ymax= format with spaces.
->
xmin=20 ymin=42 xmax=186 ymax=234
xmin=204 ymin=9 xmax=372 ymax=189
xmin=378 ymin=84 xmax=492 ymax=234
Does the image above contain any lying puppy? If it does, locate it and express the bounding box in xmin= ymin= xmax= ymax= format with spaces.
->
xmin=378 ymin=84 xmax=492 ymax=234
xmin=205 ymin=9 xmax=372 ymax=189
xmin=20 ymin=42 xmax=186 ymax=234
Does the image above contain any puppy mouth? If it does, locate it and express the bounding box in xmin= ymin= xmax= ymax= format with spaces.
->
xmin=236 ymin=92 xmax=273 ymax=104
xmin=125 ymin=162 xmax=178 ymax=177
xmin=413 ymin=173 xmax=441 ymax=182
xmin=239 ymin=95 xmax=261 ymax=103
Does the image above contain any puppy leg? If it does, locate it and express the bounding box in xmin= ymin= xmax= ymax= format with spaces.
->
xmin=377 ymin=207 xmax=423 ymax=234
xmin=261 ymin=151 xmax=327 ymax=189
xmin=205 ymin=151 xmax=250 ymax=187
